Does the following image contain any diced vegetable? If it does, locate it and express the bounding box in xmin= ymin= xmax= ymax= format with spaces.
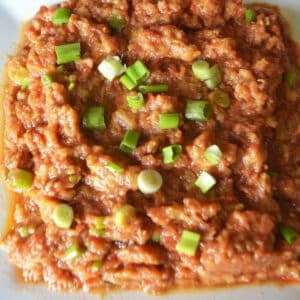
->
xmin=120 ymin=130 xmax=140 ymax=154
xmin=203 ymin=145 xmax=223 ymax=165
xmin=284 ymin=71 xmax=297 ymax=85
xmin=195 ymin=171 xmax=216 ymax=193
xmin=69 ymin=174 xmax=79 ymax=183
xmin=18 ymin=226 xmax=29 ymax=238
xmin=52 ymin=204 xmax=74 ymax=229
xmin=162 ymin=144 xmax=182 ymax=164
xmin=41 ymin=74 xmax=54 ymax=87
xmin=120 ymin=60 xmax=150 ymax=90
xmin=55 ymin=42 xmax=81 ymax=65
xmin=151 ymin=232 xmax=160 ymax=243
xmin=185 ymin=100 xmax=211 ymax=122
xmin=106 ymin=161 xmax=124 ymax=174
xmin=159 ymin=113 xmax=180 ymax=130
xmin=279 ymin=224 xmax=299 ymax=244
xmin=82 ymin=106 xmax=106 ymax=130
xmin=98 ymin=56 xmax=126 ymax=81
xmin=8 ymin=66 xmax=29 ymax=89
xmin=176 ymin=230 xmax=201 ymax=256
xmin=137 ymin=169 xmax=163 ymax=194
xmin=210 ymin=89 xmax=230 ymax=108
xmin=109 ymin=16 xmax=126 ymax=32
xmin=95 ymin=216 xmax=106 ymax=231
xmin=138 ymin=84 xmax=169 ymax=94
xmin=127 ymin=93 xmax=145 ymax=110
xmin=53 ymin=8 xmax=71 ymax=25
xmin=68 ymin=81 xmax=76 ymax=91
xmin=245 ymin=8 xmax=257 ymax=22
xmin=91 ymin=260 xmax=102 ymax=271
xmin=6 ymin=168 xmax=33 ymax=191
xmin=114 ymin=204 xmax=136 ymax=227
xmin=192 ymin=60 xmax=222 ymax=89
xmin=65 ymin=243 xmax=85 ymax=260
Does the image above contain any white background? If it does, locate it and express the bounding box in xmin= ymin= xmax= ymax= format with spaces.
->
xmin=0 ymin=0 xmax=299 ymax=299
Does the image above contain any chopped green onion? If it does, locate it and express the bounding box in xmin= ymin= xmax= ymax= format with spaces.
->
xmin=176 ymin=230 xmax=201 ymax=256
xmin=138 ymin=84 xmax=169 ymax=94
xmin=68 ymin=81 xmax=76 ymax=91
xmin=6 ymin=168 xmax=33 ymax=191
xmin=55 ymin=42 xmax=81 ymax=65
xmin=151 ymin=232 xmax=160 ymax=243
xmin=98 ymin=56 xmax=125 ymax=81
xmin=53 ymin=8 xmax=71 ymax=25
xmin=127 ymin=93 xmax=145 ymax=110
xmin=82 ymin=106 xmax=106 ymax=130
xmin=210 ymin=89 xmax=230 ymax=108
xmin=52 ymin=204 xmax=74 ymax=229
xmin=159 ymin=113 xmax=180 ymax=130
xmin=18 ymin=226 xmax=29 ymax=238
xmin=120 ymin=60 xmax=150 ymax=90
xmin=120 ymin=74 xmax=137 ymax=90
xmin=279 ymin=224 xmax=299 ymax=244
xmin=192 ymin=60 xmax=211 ymax=81
xmin=69 ymin=174 xmax=79 ymax=183
xmin=245 ymin=8 xmax=257 ymax=22
xmin=109 ymin=16 xmax=126 ymax=32
xmin=195 ymin=171 xmax=216 ymax=194
xmin=120 ymin=130 xmax=140 ymax=154
xmin=192 ymin=60 xmax=222 ymax=89
xmin=65 ymin=243 xmax=85 ymax=260
xmin=91 ymin=260 xmax=102 ymax=271
xmin=137 ymin=169 xmax=163 ymax=194
xmin=106 ymin=161 xmax=124 ymax=174
xmin=284 ymin=71 xmax=297 ymax=85
xmin=126 ymin=60 xmax=150 ymax=84
xmin=114 ymin=204 xmax=136 ymax=227
xmin=203 ymin=145 xmax=223 ymax=165
xmin=8 ymin=66 xmax=29 ymax=88
xmin=162 ymin=144 xmax=182 ymax=164
xmin=95 ymin=216 xmax=106 ymax=231
xmin=41 ymin=74 xmax=54 ymax=87
xmin=204 ymin=65 xmax=222 ymax=89
xmin=185 ymin=100 xmax=211 ymax=122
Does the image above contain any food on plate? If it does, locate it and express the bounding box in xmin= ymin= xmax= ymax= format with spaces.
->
xmin=1 ymin=0 xmax=300 ymax=295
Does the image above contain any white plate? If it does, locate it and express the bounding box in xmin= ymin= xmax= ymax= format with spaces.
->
xmin=0 ymin=1 xmax=299 ymax=299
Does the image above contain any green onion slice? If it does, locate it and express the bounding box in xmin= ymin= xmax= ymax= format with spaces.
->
xmin=203 ymin=145 xmax=223 ymax=165
xmin=210 ymin=89 xmax=230 ymax=108
xmin=284 ymin=71 xmax=297 ymax=85
xmin=6 ymin=168 xmax=33 ymax=191
xmin=41 ymin=74 xmax=54 ymax=87
xmin=127 ymin=93 xmax=145 ymax=110
xmin=245 ymin=8 xmax=257 ymax=22
xmin=114 ymin=204 xmax=136 ymax=227
xmin=91 ymin=260 xmax=102 ymax=271
xmin=95 ymin=216 xmax=106 ymax=231
xmin=151 ymin=232 xmax=161 ymax=243
xmin=8 ymin=66 xmax=29 ymax=89
xmin=109 ymin=16 xmax=126 ymax=32
xmin=55 ymin=42 xmax=81 ymax=65
xmin=138 ymin=84 xmax=169 ymax=94
xmin=82 ymin=106 xmax=106 ymax=130
xmin=185 ymin=100 xmax=211 ymax=122
xmin=279 ymin=224 xmax=299 ymax=244
xmin=65 ymin=243 xmax=85 ymax=260
xmin=159 ymin=113 xmax=180 ymax=130
xmin=68 ymin=81 xmax=76 ymax=91
xmin=120 ymin=60 xmax=150 ymax=90
xmin=69 ymin=174 xmax=79 ymax=183
xmin=120 ymin=130 xmax=140 ymax=154
xmin=192 ymin=60 xmax=222 ymax=89
xmin=106 ymin=161 xmax=124 ymax=174
xmin=176 ymin=230 xmax=201 ymax=256
xmin=18 ymin=226 xmax=29 ymax=238
xmin=52 ymin=204 xmax=74 ymax=229
xmin=137 ymin=169 xmax=163 ymax=194
xmin=53 ymin=8 xmax=71 ymax=25
xmin=195 ymin=171 xmax=216 ymax=194
xmin=98 ymin=56 xmax=125 ymax=81
xmin=162 ymin=144 xmax=182 ymax=164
